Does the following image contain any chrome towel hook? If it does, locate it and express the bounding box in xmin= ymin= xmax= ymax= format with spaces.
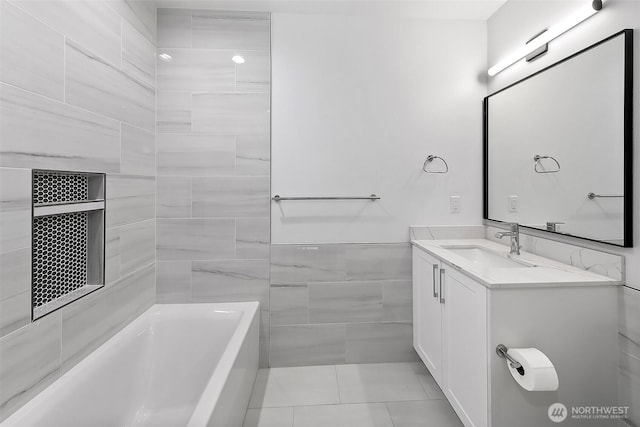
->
xmin=533 ymin=155 xmax=560 ymax=173
xmin=423 ymin=155 xmax=449 ymax=174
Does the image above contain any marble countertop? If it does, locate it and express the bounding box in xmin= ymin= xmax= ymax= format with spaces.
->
xmin=411 ymin=239 xmax=621 ymax=289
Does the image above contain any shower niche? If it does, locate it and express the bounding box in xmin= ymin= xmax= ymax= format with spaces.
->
xmin=32 ymin=170 xmax=105 ymax=320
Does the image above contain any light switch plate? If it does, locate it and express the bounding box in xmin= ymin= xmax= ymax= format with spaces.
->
xmin=508 ymin=195 xmax=519 ymax=213
xmin=450 ymin=196 xmax=461 ymax=213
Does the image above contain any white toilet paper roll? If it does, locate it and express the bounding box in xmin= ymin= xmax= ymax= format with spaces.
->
xmin=506 ymin=348 xmax=559 ymax=391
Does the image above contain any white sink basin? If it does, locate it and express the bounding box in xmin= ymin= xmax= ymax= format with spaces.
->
xmin=440 ymin=245 xmax=533 ymax=269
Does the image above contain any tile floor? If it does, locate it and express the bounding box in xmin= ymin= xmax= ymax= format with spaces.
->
xmin=243 ymin=362 xmax=463 ymax=427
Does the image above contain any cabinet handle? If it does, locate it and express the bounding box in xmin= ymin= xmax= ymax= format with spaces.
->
xmin=432 ymin=264 xmax=439 ymax=298
xmin=439 ymin=268 xmax=445 ymax=304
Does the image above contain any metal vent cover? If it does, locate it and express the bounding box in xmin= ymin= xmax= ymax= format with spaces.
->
xmin=33 ymin=171 xmax=89 ymax=205
xmin=33 ymin=212 xmax=88 ymax=307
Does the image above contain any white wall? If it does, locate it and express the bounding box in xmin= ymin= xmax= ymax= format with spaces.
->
xmin=271 ymin=13 xmax=487 ymax=243
xmin=487 ymin=0 xmax=640 ymax=291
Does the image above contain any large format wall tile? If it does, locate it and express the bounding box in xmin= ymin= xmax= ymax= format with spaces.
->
xmin=157 ymin=8 xmax=191 ymax=48
xmin=191 ymin=10 xmax=270 ymax=50
xmin=121 ymin=124 xmax=155 ymax=176
xmin=192 ymin=92 xmax=270 ymax=135
xmin=382 ymin=280 xmax=412 ymax=322
xmin=0 ymin=291 xmax=31 ymax=338
xmin=269 ymin=243 xmax=417 ymax=366
xmin=0 ymin=84 xmax=120 ymax=172
xmin=65 ymin=40 xmax=155 ymax=131
xmin=345 ymin=322 xmax=417 ymax=364
xmin=105 ymin=227 xmax=121 ymax=286
xmin=107 ymin=0 xmax=157 ymax=44
xmin=345 ymin=243 xmax=412 ymax=281
xmin=156 ymin=176 xmax=191 ymax=218
xmin=155 ymin=7 xmax=271 ymax=366
xmin=191 ymin=259 xmax=269 ymax=307
xmin=119 ymin=219 xmax=155 ymax=277
xmin=13 ymin=0 xmax=122 ymax=67
xmin=0 ymin=1 xmax=157 ymax=419
xmin=235 ymin=50 xmax=270 ymax=93
xmin=60 ymin=264 xmax=155 ymax=373
xmin=619 ymin=286 xmax=640 ymax=426
xmin=157 ymin=91 xmax=192 ymax=133
xmin=270 ymin=284 xmax=309 ymax=326
xmin=236 ymin=217 xmax=270 ymax=259
xmin=0 ymin=168 xmax=31 ymax=253
xmin=122 ymin=21 xmax=156 ymax=88
xmin=0 ymin=248 xmax=31 ymax=336
xmin=156 ymin=261 xmax=191 ymax=303
xmin=270 ymin=324 xmax=346 ymax=367
xmin=157 ymin=49 xmax=235 ymax=92
xmin=237 ymin=136 xmax=270 ymax=176
xmin=192 ymin=176 xmax=270 ymax=217
xmin=0 ymin=1 xmax=64 ymax=101
xmin=106 ymin=175 xmax=155 ymax=227
xmin=0 ymin=312 xmax=61 ymax=422
xmin=309 ymin=282 xmax=383 ymax=323
xmin=157 ymin=218 xmax=235 ymax=261
xmin=157 ymin=134 xmax=235 ymax=176
xmin=271 ymin=245 xmax=347 ymax=284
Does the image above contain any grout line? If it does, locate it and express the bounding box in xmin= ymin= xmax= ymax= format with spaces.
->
xmin=0 ymin=80 xmax=154 ymax=135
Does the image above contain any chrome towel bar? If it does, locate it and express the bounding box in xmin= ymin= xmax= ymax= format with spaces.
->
xmin=272 ymin=194 xmax=380 ymax=202
xmin=587 ymin=192 xmax=623 ymax=200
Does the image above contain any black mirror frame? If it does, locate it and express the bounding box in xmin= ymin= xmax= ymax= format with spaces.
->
xmin=483 ymin=29 xmax=634 ymax=248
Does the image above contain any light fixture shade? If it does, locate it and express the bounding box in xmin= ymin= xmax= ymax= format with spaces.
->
xmin=488 ymin=0 xmax=605 ymax=76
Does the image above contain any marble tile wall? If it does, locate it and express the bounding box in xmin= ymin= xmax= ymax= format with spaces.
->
xmin=154 ymin=8 xmax=271 ymax=367
xmin=619 ymin=286 xmax=640 ymax=426
xmin=269 ymin=243 xmax=417 ymax=367
xmin=0 ymin=0 xmax=156 ymax=420
xmin=486 ymin=225 xmax=624 ymax=281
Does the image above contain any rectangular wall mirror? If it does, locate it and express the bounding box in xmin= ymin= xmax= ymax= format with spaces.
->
xmin=484 ymin=29 xmax=633 ymax=247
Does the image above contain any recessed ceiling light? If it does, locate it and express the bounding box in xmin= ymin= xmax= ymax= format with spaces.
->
xmin=158 ymin=53 xmax=172 ymax=62
xmin=232 ymin=55 xmax=245 ymax=64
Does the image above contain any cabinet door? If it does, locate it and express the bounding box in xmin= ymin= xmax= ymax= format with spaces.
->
xmin=441 ymin=267 xmax=488 ymax=427
xmin=412 ymin=248 xmax=443 ymax=386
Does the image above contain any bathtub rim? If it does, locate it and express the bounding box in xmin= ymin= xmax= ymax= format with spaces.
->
xmin=186 ymin=301 xmax=259 ymax=427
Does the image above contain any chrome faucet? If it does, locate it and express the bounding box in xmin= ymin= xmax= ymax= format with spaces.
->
xmin=495 ymin=223 xmax=521 ymax=255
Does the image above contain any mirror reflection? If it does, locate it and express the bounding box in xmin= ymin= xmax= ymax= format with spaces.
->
xmin=485 ymin=30 xmax=632 ymax=247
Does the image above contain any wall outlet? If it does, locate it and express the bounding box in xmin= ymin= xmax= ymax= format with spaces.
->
xmin=508 ymin=195 xmax=519 ymax=213
xmin=450 ymin=196 xmax=461 ymax=213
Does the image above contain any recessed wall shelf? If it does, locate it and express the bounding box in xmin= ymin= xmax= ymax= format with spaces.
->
xmin=32 ymin=170 xmax=106 ymax=320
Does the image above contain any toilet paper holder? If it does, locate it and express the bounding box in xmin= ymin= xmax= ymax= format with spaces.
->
xmin=496 ymin=344 xmax=525 ymax=374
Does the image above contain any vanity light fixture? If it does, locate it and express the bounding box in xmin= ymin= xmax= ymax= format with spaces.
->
xmin=488 ymin=0 xmax=605 ymax=76
xmin=232 ymin=55 xmax=245 ymax=64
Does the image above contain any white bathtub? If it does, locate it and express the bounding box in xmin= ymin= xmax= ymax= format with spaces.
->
xmin=1 ymin=302 xmax=259 ymax=427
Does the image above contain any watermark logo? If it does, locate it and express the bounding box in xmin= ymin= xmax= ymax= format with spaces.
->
xmin=547 ymin=403 xmax=629 ymax=422
xmin=548 ymin=403 xmax=568 ymax=423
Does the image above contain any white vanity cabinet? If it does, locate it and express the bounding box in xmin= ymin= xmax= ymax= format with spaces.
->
xmin=412 ymin=248 xmax=443 ymax=383
xmin=412 ymin=247 xmax=488 ymax=427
